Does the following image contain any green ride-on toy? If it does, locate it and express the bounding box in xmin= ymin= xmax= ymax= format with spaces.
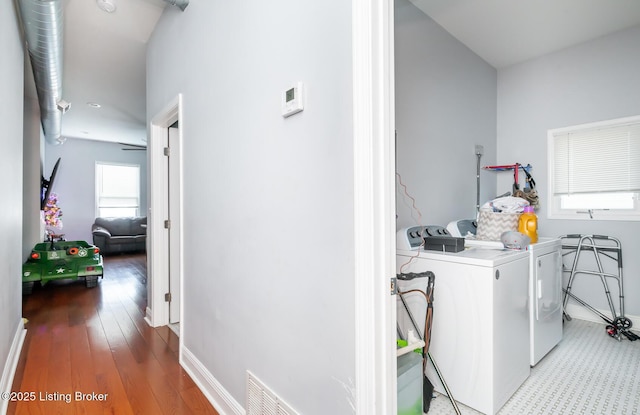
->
xmin=22 ymin=238 xmax=104 ymax=295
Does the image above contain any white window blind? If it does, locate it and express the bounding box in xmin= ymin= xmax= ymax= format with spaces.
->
xmin=552 ymin=120 xmax=640 ymax=195
xmin=96 ymin=162 xmax=140 ymax=217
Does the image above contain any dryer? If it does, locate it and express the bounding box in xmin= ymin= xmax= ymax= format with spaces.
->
xmin=527 ymin=237 xmax=563 ymax=366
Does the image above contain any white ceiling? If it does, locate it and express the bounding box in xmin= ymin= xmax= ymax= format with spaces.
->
xmin=29 ymin=1 xmax=640 ymax=147
xmin=409 ymin=0 xmax=640 ymax=68
xmin=52 ymin=0 xmax=167 ymax=146
xmin=62 ymin=0 xmax=167 ymax=148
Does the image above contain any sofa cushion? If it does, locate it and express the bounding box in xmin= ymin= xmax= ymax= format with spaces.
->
xmin=109 ymin=235 xmax=140 ymax=244
xmin=92 ymin=226 xmax=111 ymax=237
xmin=94 ymin=217 xmax=146 ymax=236
xmin=130 ymin=217 xmax=147 ymax=234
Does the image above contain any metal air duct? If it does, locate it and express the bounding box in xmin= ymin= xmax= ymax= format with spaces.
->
xmin=17 ymin=0 xmax=66 ymax=145
xmin=163 ymin=0 xmax=189 ymax=11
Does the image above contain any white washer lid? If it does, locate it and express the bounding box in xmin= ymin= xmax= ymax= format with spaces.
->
xmin=397 ymin=246 xmax=528 ymax=267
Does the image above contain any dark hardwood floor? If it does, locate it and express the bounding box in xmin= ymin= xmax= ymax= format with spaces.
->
xmin=8 ymin=253 xmax=219 ymax=415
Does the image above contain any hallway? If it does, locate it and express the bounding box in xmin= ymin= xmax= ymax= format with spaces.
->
xmin=8 ymin=254 xmax=218 ymax=415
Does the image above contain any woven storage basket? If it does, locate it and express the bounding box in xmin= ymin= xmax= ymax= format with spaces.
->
xmin=476 ymin=211 xmax=520 ymax=241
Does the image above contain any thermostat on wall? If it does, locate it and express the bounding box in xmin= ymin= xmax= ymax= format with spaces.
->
xmin=282 ymin=82 xmax=304 ymax=118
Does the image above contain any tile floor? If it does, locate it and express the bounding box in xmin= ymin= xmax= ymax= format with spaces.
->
xmin=426 ymin=319 xmax=640 ymax=414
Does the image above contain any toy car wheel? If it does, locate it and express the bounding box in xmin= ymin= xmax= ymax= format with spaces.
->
xmin=22 ymin=282 xmax=34 ymax=295
xmin=85 ymin=276 xmax=98 ymax=288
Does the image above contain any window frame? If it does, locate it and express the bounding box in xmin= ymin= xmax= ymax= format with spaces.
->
xmin=547 ymin=115 xmax=640 ymax=221
xmin=95 ymin=161 xmax=141 ymax=218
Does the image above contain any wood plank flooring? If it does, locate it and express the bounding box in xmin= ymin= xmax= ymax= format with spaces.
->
xmin=8 ymin=253 xmax=219 ymax=415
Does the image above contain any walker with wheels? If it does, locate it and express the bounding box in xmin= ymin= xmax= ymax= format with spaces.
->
xmin=561 ymin=234 xmax=638 ymax=341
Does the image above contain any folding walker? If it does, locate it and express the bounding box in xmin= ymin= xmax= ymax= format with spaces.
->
xmin=561 ymin=234 xmax=637 ymax=341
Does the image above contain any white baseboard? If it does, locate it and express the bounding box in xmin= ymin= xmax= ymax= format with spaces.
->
xmin=565 ymin=303 xmax=640 ymax=332
xmin=180 ymin=346 xmax=245 ymax=415
xmin=0 ymin=319 xmax=26 ymax=415
xmin=144 ymin=307 xmax=154 ymax=327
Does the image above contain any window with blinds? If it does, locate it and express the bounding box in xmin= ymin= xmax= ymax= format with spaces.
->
xmin=96 ymin=162 xmax=140 ymax=217
xmin=548 ymin=115 xmax=640 ymax=220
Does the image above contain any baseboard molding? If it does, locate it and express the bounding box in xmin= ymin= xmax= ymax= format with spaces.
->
xmin=0 ymin=319 xmax=26 ymax=415
xmin=180 ymin=346 xmax=245 ymax=415
xmin=144 ymin=307 xmax=153 ymax=327
xmin=174 ymin=307 xmax=639 ymax=415
xmin=565 ymin=303 xmax=640 ymax=332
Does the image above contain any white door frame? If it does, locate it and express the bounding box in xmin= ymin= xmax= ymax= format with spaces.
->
xmin=353 ymin=0 xmax=396 ymax=414
xmin=146 ymin=94 xmax=184 ymax=339
xmin=168 ymin=126 xmax=182 ymax=325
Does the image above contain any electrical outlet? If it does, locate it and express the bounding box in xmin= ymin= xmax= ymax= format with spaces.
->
xmin=475 ymin=145 xmax=484 ymax=155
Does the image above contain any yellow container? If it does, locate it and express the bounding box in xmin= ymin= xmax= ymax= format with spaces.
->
xmin=518 ymin=206 xmax=538 ymax=243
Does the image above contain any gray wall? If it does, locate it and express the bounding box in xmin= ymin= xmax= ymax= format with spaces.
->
xmin=395 ymin=0 xmax=498 ymax=229
xmin=0 ymin=1 xmax=25 ymax=400
xmin=22 ymin=95 xmax=44 ymax=260
xmin=44 ymin=138 xmax=148 ymax=244
xmin=147 ymin=2 xmax=355 ymax=414
xmin=497 ymin=25 xmax=640 ymax=315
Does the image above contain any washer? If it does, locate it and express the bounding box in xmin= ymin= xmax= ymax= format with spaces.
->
xmin=396 ymin=227 xmax=530 ymax=415
xmin=464 ymin=235 xmax=563 ymax=366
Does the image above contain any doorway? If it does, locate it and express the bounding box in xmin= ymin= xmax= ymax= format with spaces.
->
xmin=146 ymin=95 xmax=183 ymax=342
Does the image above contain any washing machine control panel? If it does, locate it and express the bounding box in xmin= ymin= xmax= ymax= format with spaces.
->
xmin=397 ymin=226 xmax=450 ymax=250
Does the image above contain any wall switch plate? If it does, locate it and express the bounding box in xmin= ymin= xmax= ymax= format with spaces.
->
xmin=282 ymin=82 xmax=304 ymax=118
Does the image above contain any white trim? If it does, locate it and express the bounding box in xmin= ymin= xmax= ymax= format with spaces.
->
xmin=565 ymin=303 xmax=640 ymax=331
xmin=546 ymin=199 xmax=640 ymax=221
xmin=167 ymin=125 xmax=183 ymax=330
xmin=549 ymin=114 xmax=640 ymax=135
xmin=147 ymin=94 xmax=183 ymax=328
xmin=0 ymin=319 xmax=27 ymax=415
xmin=547 ymin=114 xmax=640 ymax=221
xmin=144 ymin=307 xmax=153 ymax=327
xmin=181 ymin=346 xmax=245 ymax=415
xmin=353 ymin=0 xmax=396 ymax=414
xmin=95 ymin=161 xmax=142 ymax=218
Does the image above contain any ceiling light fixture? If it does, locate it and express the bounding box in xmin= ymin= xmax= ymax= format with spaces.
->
xmin=87 ymin=102 xmax=102 ymax=108
xmin=96 ymin=0 xmax=117 ymax=13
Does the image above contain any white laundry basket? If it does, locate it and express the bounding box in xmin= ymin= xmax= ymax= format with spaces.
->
xmin=476 ymin=211 xmax=520 ymax=241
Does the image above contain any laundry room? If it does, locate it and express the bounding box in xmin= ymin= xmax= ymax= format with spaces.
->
xmin=394 ymin=0 xmax=640 ymax=414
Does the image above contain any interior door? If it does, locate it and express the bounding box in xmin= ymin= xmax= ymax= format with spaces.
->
xmin=168 ymin=126 xmax=181 ymax=325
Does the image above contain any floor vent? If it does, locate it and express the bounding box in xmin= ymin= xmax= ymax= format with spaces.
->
xmin=246 ymin=371 xmax=298 ymax=415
